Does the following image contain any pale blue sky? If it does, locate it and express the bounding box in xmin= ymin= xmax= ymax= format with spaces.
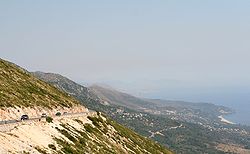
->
xmin=1 ymin=1 xmax=250 ymax=90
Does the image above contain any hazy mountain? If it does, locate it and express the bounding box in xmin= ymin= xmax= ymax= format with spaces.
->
xmin=0 ymin=59 xmax=172 ymax=154
xmin=33 ymin=71 xmax=250 ymax=154
xmin=89 ymin=85 xmax=233 ymax=124
xmin=89 ymin=84 xmax=154 ymax=109
xmin=32 ymin=71 xmax=100 ymax=102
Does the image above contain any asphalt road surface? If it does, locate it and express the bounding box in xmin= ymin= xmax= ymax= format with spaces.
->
xmin=0 ymin=110 xmax=95 ymax=125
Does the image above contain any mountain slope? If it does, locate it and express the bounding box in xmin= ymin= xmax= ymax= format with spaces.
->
xmin=0 ymin=59 xmax=80 ymax=108
xmin=0 ymin=59 xmax=172 ymax=154
xmin=32 ymin=71 xmax=99 ymax=101
xmin=31 ymin=72 xmax=107 ymax=112
xmin=89 ymin=85 xmax=154 ymax=109
xmin=33 ymin=71 xmax=250 ymax=154
xmin=89 ymin=85 xmax=233 ymax=123
xmin=0 ymin=111 xmax=172 ymax=154
xmin=89 ymin=85 xmax=230 ymax=112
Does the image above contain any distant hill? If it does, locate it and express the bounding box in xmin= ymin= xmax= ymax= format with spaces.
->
xmin=33 ymin=71 xmax=250 ymax=154
xmin=32 ymin=71 xmax=99 ymax=101
xmin=89 ymin=84 xmax=154 ymax=109
xmin=89 ymin=85 xmax=233 ymax=122
xmin=35 ymin=72 xmax=227 ymax=118
xmin=0 ymin=59 xmax=173 ymax=154
xmin=32 ymin=72 xmax=106 ymax=110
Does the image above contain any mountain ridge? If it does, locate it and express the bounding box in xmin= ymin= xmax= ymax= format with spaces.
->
xmin=0 ymin=59 xmax=173 ymax=154
xmin=0 ymin=59 xmax=81 ymax=108
xmin=33 ymin=71 xmax=250 ymax=154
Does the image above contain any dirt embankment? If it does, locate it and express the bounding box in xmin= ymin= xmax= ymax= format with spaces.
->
xmin=0 ymin=109 xmax=94 ymax=154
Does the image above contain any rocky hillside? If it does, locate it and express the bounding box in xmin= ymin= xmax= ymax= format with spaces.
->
xmin=89 ymin=85 xmax=155 ymax=109
xmin=33 ymin=71 xmax=250 ymax=154
xmin=89 ymin=85 xmax=232 ymax=116
xmin=32 ymin=71 xmax=99 ymax=101
xmin=0 ymin=59 xmax=80 ymax=108
xmin=89 ymin=85 xmax=234 ymax=123
xmin=32 ymin=72 xmax=107 ymax=111
xmin=0 ymin=59 xmax=173 ymax=154
xmin=0 ymin=111 xmax=172 ymax=154
xmin=32 ymin=71 xmax=232 ymax=122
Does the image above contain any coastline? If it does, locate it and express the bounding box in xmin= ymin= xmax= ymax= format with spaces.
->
xmin=218 ymin=115 xmax=235 ymax=124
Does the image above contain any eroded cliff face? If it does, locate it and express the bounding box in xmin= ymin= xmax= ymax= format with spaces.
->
xmin=0 ymin=59 xmax=172 ymax=154
xmin=0 ymin=112 xmax=172 ymax=154
xmin=0 ymin=111 xmax=93 ymax=154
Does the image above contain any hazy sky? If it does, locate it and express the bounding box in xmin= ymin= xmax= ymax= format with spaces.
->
xmin=1 ymin=1 xmax=250 ymax=89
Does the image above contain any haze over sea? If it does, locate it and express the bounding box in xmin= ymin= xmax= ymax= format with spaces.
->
xmin=1 ymin=0 xmax=250 ymax=126
xmin=97 ymin=80 xmax=250 ymax=126
xmin=150 ymin=88 xmax=250 ymax=126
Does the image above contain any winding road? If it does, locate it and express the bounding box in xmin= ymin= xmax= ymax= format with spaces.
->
xmin=0 ymin=110 xmax=95 ymax=125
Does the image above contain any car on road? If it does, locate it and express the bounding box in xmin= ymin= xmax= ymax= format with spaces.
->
xmin=41 ymin=113 xmax=47 ymax=118
xmin=55 ymin=112 xmax=61 ymax=116
xmin=21 ymin=115 xmax=29 ymax=120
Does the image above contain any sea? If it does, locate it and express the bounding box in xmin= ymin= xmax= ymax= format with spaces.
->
xmin=221 ymin=101 xmax=250 ymax=126
xmin=206 ymin=93 xmax=250 ymax=126
xmin=146 ymin=89 xmax=250 ymax=126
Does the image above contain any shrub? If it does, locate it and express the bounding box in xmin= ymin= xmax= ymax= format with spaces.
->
xmin=48 ymin=144 xmax=56 ymax=150
xmin=84 ymin=124 xmax=94 ymax=133
xmin=46 ymin=116 xmax=53 ymax=123
xmin=34 ymin=146 xmax=47 ymax=154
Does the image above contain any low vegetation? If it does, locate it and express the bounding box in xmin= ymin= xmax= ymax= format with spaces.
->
xmin=0 ymin=58 xmax=80 ymax=108
xmin=46 ymin=116 xmax=53 ymax=123
xmin=34 ymin=71 xmax=250 ymax=154
xmin=34 ymin=146 xmax=47 ymax=154
xmin=48 ymin=144 xmax=56 ymax=150
xmin=0 ymin=59 xmax=173 ymax=153
xmin=54 ymin=114 xmax=173 ymax=154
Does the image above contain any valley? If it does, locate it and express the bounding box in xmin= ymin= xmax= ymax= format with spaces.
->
xmin=2 ymin=1 xmax=250 ymax=153
xmin=0 ymin=59 xmax=172 ymax=154
xmin=33 ymin=71 xmax=250 ymax=154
